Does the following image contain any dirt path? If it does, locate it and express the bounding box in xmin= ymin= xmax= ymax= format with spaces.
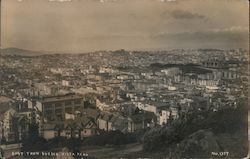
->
xmin=80 ymin=143 xmax=143 ymax=158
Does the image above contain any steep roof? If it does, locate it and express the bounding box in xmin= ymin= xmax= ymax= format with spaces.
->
xmin=4 ymin=108 xmax=17 ymax=118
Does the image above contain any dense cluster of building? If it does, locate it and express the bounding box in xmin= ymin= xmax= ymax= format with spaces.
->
xmin=0 ymin=48 xmax=248 ymax=143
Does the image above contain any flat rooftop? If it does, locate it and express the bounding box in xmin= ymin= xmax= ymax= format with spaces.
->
xmin=37 ymin=94 xmax=83 ymax=103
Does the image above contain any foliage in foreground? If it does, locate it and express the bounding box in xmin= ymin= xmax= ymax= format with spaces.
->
xmin=142 ymin=99 xmax=248 ymax=158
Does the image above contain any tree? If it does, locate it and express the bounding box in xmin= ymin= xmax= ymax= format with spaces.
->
xmin=28 ymin=122 xmax=39 ymax=138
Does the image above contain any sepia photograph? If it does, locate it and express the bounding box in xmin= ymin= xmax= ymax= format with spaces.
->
xmin=0 ymin=0 xmax=249 ymax=158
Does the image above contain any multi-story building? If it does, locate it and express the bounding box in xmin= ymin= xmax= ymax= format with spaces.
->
xmin=32 ymin=94 xmax=85 ymax=121
xmin=201 ymin=59 xmax=225 ymax=68
xmin=159 ymin=107 xmax=179 ymax=126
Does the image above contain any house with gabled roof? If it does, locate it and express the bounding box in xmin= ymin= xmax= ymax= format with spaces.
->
xmin=97 ymin=112 xmax=130 ymax=133
xmin=42 ymin=116 xmax=97 ymax=140
xmin=0 ymin=108 xmax=30 ymax=143
xmin=97 ymin=113 xmax=113 ymax=131
xmin=127 ymin=111 xmax=156 ymax=133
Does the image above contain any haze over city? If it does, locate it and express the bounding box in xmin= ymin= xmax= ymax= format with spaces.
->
xmin=1 ymin=0 xmax=249 ymax=53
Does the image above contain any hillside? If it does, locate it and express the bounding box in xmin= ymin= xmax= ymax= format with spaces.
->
xmin=142 ymin=98 xmax=248 ymax=158
xmin=0 ymin=47 xmax=44 ymax=56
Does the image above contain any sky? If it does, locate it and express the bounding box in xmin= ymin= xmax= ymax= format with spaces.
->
xmin=1 ymin=0 xmax=249 ymax=53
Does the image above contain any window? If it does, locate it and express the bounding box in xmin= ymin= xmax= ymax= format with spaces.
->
xmin=45 ymin=110 xmax=52 ymax=114
xmin=44 ymin=103 xmax=51 ymax=107
xmin=74 ymin=100 xmax=81 ymax=105
xmin=65 ymin=107 xmax=73 ymax=113
xmin=55 ymin=109 xmax=62 ymax=113
xmin=74 ymin=106 xmax=80 ymax=111
xmin=55 ymin=102 xmax=62 ymax=107
xmin=65 ymin=101 xmax=72 ymax=106
xmin=57 ymin=114 xmax=63 ymax=120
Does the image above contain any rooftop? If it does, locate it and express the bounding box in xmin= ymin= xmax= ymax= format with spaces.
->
xmin=38 ymin=94 xmax=83 ymax=103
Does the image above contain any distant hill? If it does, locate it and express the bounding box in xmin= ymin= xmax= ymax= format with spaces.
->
xmin=0 ymin=47 xmax=44 ymax=56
